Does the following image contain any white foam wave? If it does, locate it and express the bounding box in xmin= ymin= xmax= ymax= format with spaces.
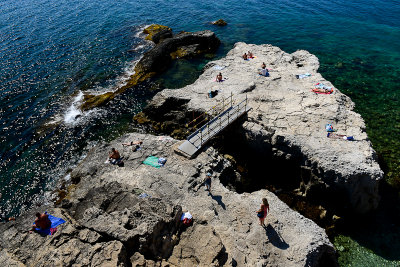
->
xmin=64 ymin=91 xmax=83 ymax=124
xmin=61 ymin=24 xmax=152 ymax=126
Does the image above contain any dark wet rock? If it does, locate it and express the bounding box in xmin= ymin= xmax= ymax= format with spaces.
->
xmin=80 ymin=27 xmax=220 ymax=111
xmin=143 ymin=24 xmax=172 ymax=44
xmin=212 ymin=19 xmax=228 ymax=26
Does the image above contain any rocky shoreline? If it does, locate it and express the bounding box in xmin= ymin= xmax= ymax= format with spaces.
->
xmin=135 ymin=42 xmax=383 ymax=215
xmin=0 ymin=133 xmax=337 ymax=266
xmin=0 ymin=42 xmax=383 ymax=266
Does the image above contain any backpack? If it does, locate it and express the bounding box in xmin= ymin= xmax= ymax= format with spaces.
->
xmin=325 ymin=124 xmax=334 ymax=132
xmin=183 ymin=218 xmax=192 ymax=225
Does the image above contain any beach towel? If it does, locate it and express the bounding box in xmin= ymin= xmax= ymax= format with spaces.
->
xmin=143 ymin=156 xmax=166 ymax=168
xmin=213 ymin=65 xmax=225 ymax=70
xmin=143 ymin=156 xmax=160 ymax=168
xmin=33 ymin=213 xmax=66 ymax=236
xmin=296 ymin=73 xmax=311 ymax=79
xmin=139 ymin=193 xmax=151 ymax=198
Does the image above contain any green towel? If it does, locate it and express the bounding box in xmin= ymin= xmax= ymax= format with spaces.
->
xmin=143 ymin=156 xmax=160 ymax=168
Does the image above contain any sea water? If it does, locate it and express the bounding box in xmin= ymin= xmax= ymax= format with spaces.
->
xmin=0 ymin=0 xmax=399 ymax=265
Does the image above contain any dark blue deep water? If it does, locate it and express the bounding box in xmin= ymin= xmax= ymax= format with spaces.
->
xmin=1 ymin=0 xmax=399 ymax=265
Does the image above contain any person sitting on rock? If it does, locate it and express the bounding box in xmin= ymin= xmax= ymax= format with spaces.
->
xmin=216 ymin=72 xmax=223 ymax=82
xmin=242 ymin=53 xmax=248 ymax=60
xmin=108 ymin=148 xmax=121 ymax=164
xmin=122 ymin=140 xmax=143 ymax=151
xmin=204 ymin=172 xmax=212 ymax=194
xmin=261 ymin=62 xmax=266 ymax=69
xmin=31 ymin=212 xmax=51 ymax=232
xmin=259 ymin=65 xmax=269 ymax=77
xmin=248 ymin=51 xmax=254 ymax=58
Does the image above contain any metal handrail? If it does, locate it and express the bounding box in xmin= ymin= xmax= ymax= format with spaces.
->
xmin=185 ymin=92 xmax=234 ymax=129
xmin=187 ymin=95 xmax=248 ymax=148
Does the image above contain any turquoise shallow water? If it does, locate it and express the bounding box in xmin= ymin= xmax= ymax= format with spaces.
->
xmin=0 ymin=0 xmax=399 ymax=265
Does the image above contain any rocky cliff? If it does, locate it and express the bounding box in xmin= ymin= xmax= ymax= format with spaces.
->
xmin=0 ymin=42 xmax=380 ymax=266
xmin=136 ymin=42 xmax=383 ymax=215
xmin=0 ymin=133 xmax=337 ymax=266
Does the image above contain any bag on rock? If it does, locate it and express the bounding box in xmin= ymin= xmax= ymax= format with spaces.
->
xmin=257 ymin=210 xmax=264 ymax=218
xmin=325 ymin=124 xmax=335 ymax=132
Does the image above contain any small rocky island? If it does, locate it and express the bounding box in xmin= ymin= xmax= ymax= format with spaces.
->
xmin=0 ymin=42 xmax=383 ymax=266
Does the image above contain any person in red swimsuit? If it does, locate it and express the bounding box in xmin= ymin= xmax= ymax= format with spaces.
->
xmin=257 ymin=198 xmax=270 ymax=227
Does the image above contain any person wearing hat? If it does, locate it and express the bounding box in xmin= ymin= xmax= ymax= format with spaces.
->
xmin=204 ymin=172 xmax=212 ymax=193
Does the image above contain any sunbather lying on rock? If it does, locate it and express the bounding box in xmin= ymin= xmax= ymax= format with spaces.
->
xmin=327 ymin=132 xmax=354 ymax=141
xmin=313 ymin=87 xmax=333 ymax=94
xmin=108 ymin=148 xmax=122 ymax=164
xmin=122 ymin=141 xmax=143 ymax=151
xmin=312 ymin=83 xmax=333 ymax=94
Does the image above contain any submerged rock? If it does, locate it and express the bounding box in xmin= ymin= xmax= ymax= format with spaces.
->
xmin=212 ymin=19 xmax=228 ymax=26
xmin=143 ymin=24 xmax=172 ymax=44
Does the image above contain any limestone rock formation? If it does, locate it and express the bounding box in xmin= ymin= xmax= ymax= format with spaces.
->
xmin=136 ymin=42 xmax=383 ymax=214
xmin=0 ymin=182 xmax=182 ymax=266
xmin=0 ymin=133 xmax=337 ymax=266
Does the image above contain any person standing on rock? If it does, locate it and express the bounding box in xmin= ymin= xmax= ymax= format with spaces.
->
xmin=257 ymin=198 xmax=269 ymax=227
xmin=204 ymin=172 xmax=212 ymax=194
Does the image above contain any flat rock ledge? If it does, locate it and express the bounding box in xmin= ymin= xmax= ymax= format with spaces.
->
xmin=139 ymin=42 xmax=383 ymax=214
xmin=0 ymin=133 xmax=337 ymax=266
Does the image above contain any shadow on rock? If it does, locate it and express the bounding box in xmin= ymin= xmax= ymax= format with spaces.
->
xmin=211 ymin=195 xmax=226 ymax=210
xmin=265 ymin=224 xmax=289 ymax=250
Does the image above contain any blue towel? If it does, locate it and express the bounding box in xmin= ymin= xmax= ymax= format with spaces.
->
xmin=296 ymin=73 xmax=311 ymax=79
xmin=34 ymin=213 xmax=66 ymax=236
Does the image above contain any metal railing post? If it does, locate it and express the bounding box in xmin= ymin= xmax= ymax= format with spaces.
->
xmin=207 ymin=123 xmax=210 ymax=141
xmin=230 ymin=92 xmax=233 ymax=107
xmin=200 ymin=129 xmax=203 ymax=147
